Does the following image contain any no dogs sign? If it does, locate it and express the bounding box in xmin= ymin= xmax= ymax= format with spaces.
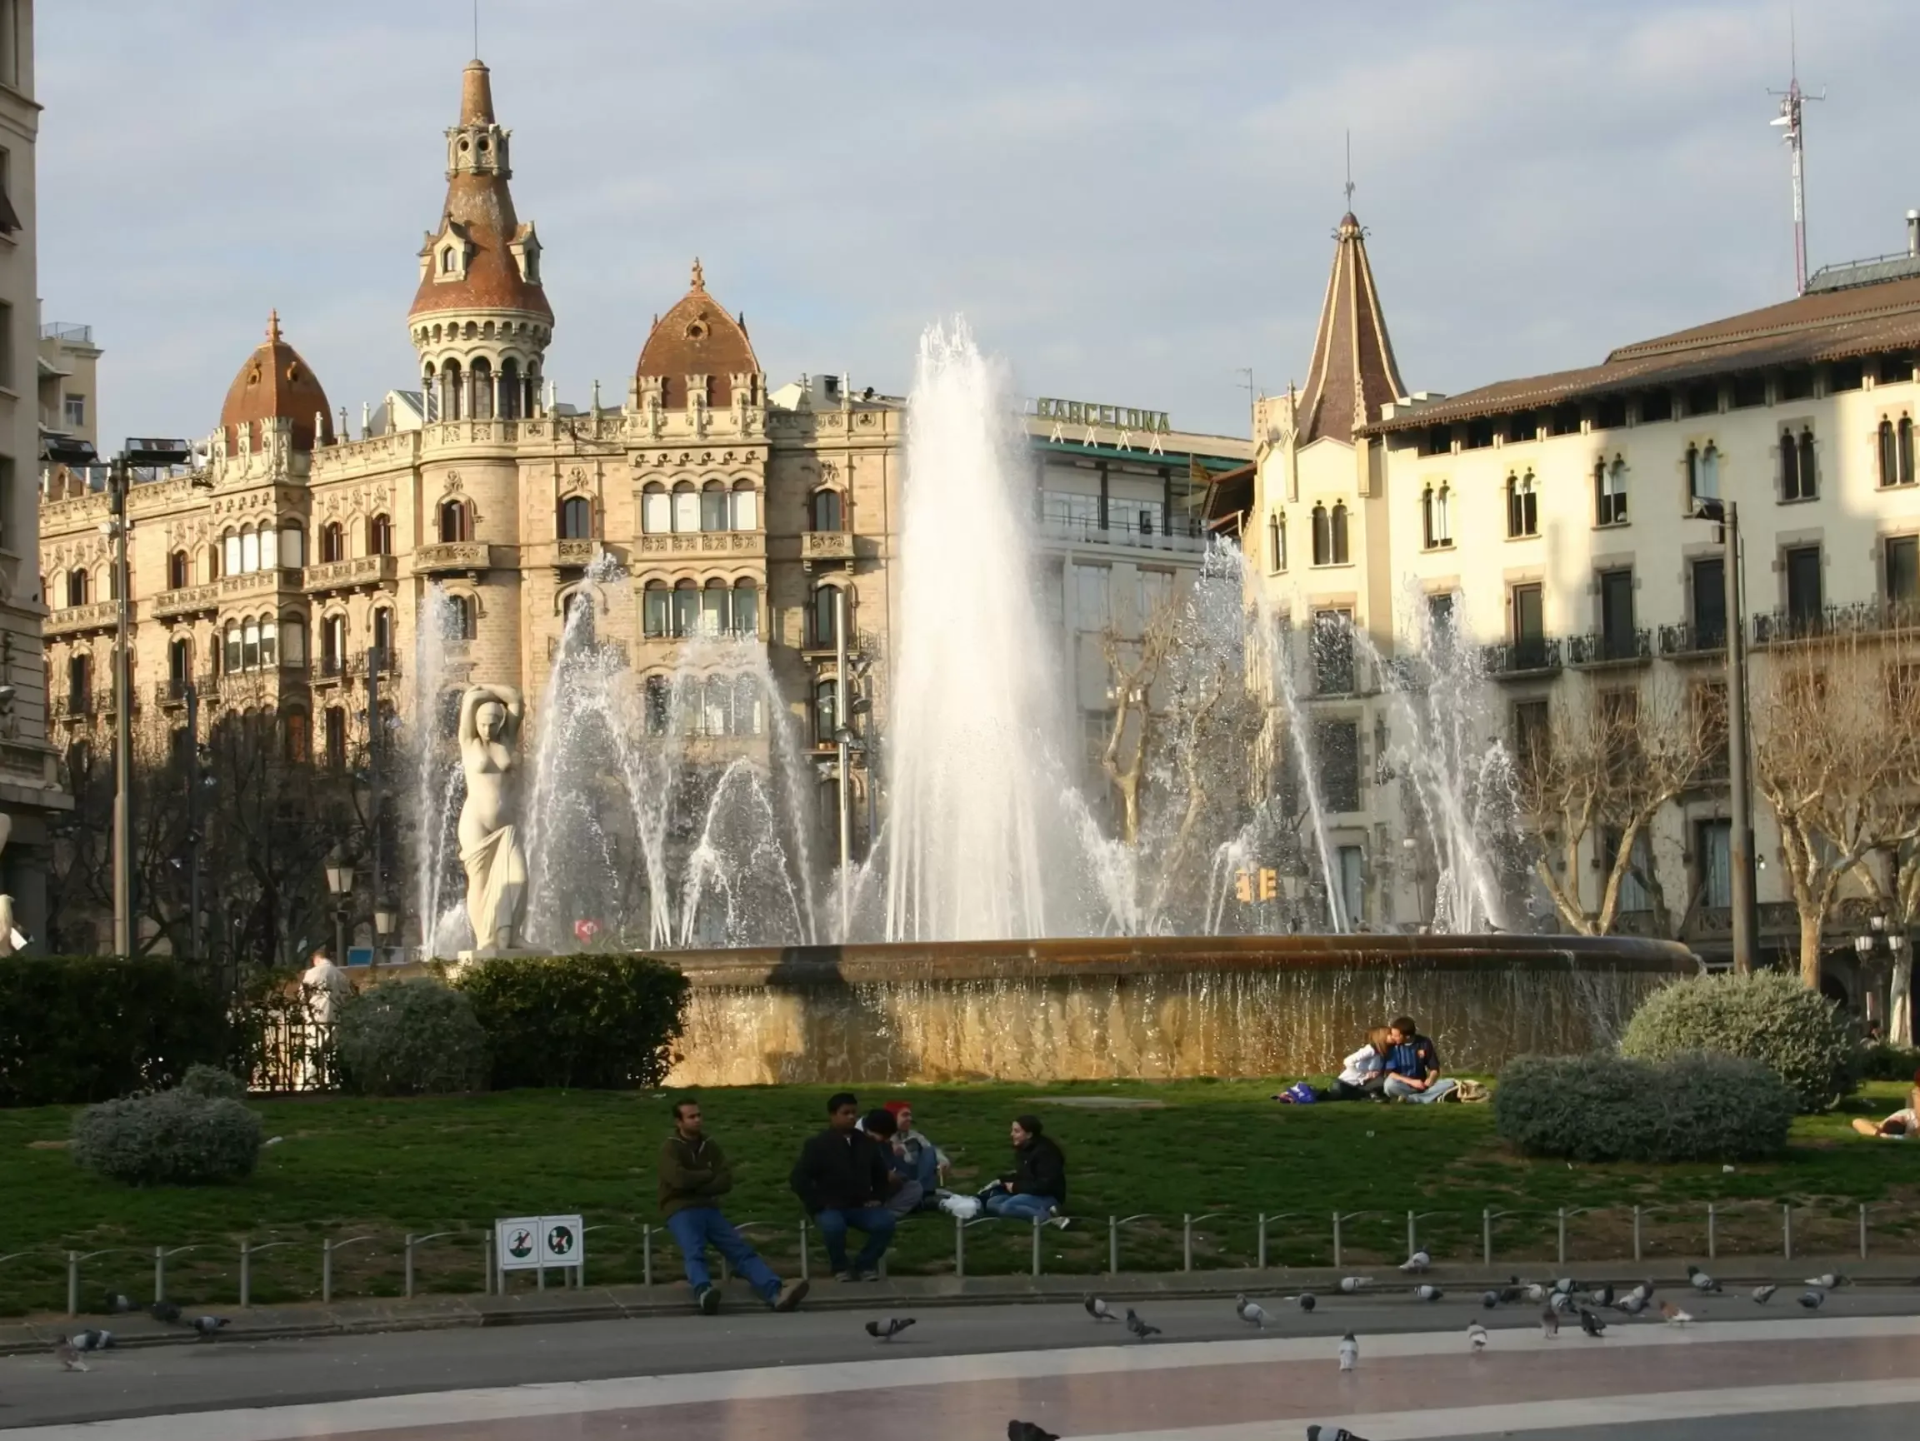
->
xmin=495 ymin=1214 xmax=585 ymax=1270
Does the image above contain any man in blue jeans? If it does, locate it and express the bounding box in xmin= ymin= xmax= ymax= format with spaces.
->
xmin=659 ymin=1099 xmax=809 ymax=1314
xmin=1383 ymin=1015 xmax=1459 ymax=1104
xmin=790 ymin=1092 xmax=898 ymax=1280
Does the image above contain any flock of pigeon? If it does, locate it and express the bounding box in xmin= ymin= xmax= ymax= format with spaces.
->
xmin=49 ymin=1298 xmax=230 ymax=1371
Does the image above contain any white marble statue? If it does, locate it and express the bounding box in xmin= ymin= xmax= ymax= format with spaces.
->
xmin=0 ymin=813 xmax=23 ymax=957
xmin=457 ymin=683 xmax=527 ymax=954
xmin=300 ymin=950 xmax=350 ymax=1025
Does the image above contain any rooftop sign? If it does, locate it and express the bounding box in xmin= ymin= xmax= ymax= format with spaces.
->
xmin=1035 ymin=398 xmax=1171 ymax=434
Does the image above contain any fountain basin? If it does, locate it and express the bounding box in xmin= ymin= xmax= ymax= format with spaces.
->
xmin=665 ymin=933 xmax=1699 ymax=1086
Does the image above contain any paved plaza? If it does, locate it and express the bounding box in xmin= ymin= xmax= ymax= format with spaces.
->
xmin=3 ymin=1291 xmax=1918 ymax=1439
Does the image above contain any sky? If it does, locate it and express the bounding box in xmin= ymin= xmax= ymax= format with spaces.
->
xmin=34 ymin=0 xmax=1920 ymax=448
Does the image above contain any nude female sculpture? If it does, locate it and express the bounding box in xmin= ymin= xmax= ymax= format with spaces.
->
xmin=457 ymin=683 xmax=527 ymax=953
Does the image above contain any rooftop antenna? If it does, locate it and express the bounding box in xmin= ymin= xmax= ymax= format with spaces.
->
xmin=1769 ymin=9 xmax=1825 ymax=294
xmin=1343 ymin=129 xmax=1355 ymax=212
xmin=473 ymin=0 xmax=481 ymax=59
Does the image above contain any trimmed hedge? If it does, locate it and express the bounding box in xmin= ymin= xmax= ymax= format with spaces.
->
xmin=335 ymin=978 xmax=489 ymax=1096
xmin=1619 ymin=970 xmax=1858 ymax=1112
xmin=453 ymin=954 xmax=689 ymax=1090
xmin=0 ymin=957 xmax=235 ymax=1107
xmin=1860 ymin=1043 xmax=1920 ymax=1083
xmin=1494 ymin=1052 xmax=1796 ymax=1162
xmin=175 ymin=1064 xmax=246 ymax=1101
xmin=71 ymin=1089 xmax=262 ymax=1185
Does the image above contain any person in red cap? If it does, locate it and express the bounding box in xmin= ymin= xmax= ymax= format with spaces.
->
xmin=880 ymin=1100 xmax=946 ymax=1212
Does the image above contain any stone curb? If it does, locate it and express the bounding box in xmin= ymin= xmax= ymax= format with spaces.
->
xmin=4 ymin=1255 xmax=1915 ymax=1357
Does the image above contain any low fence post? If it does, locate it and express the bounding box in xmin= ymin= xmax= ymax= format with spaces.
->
xmin=404 ymin=1235 xmax=416 ymax=1299
xmin=1482 ymin=1210 xmax=1492 ymax=1267
xmin=1108 ymin=1216 xmax=1119 ymax=1275
xmin=1781 ymin=1203 xmax=1793 ymax=1261
xmin=1632 ymin=1206 xmax=1643 ymax=1263
xmin=1860 ymin=1203 xmax=1870 ymax=1260
xmin=1332 ymin=1211 xmax=1342 ymax=1270
xmin=153 ymin=1245 xmax=165 ymax=1305
xmin=240 ymin=1239 xmax=251 ymax=1308
xmin=794 ymin=1220 xmax=806 ymax=1284
xmin=1183 ymin=1214 xmax=1194 ymax=1272
xmin=1031 ymin=1215 xmax=1043 ymax=1277
xmin=955 ymin=1214 xmax=967 ymax=1279
xmin=1407 ymin=1210 xmax=1418 ymax=1260
xmin=1557 ymin=1208 xmax=1567 ymax=1266
xmin=1258 ymin=1214 xmax=1268 ymax=1271
xmin=322 ymin=1238 xmax=334 ymax=1304
xmin=643 ymin=1224 xmax=655 ymax=1287
xmin=67 ymin=1251 xmax=79 ymax=1318
xmin=1707 ymin=1203 xmax=1717 ymax=1261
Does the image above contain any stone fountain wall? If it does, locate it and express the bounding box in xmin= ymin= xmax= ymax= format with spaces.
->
xmin=664 ymin=935 xmax=1699 ymax=1086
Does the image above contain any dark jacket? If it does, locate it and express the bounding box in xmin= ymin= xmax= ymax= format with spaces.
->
xmin=790 ymin=1126 xmax=893 ymax=1213
xmin=1003 ymin=1134 xmax=1068 ymax=1206
xmin=659 ymin=1133 xmax=734 ymax=1219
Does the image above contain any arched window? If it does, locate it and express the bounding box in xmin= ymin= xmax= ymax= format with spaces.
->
xmin=438 ymin=498 xmax=470 ymax=543
xmin=732 ymin=578 xmax=759 ymax=638
xmin=206 ymin=543 xmax=221 ymax=581
xmin=440 ymin=247 xmax=456 ymax=275
xmin=1421 ymin=484 xmax=1451 ymax=549
xmin=814 ymin=678 xmax=838 ymax=747
xmin=320 ymin=614 xmax=346 ymax=675
xmin=259 ymin=617 xmax=278 ymax=668
xmin=222 ymin=528 xmax=241 ymax=578
xmin=372 ymin=608 xmax=394 ymax=664
xmin=1505 ymin=473 xmax=1538 ymax=537
xmin=1266 ymin=511 xmax=1286 ymax=573
xmin=240 ymin=526 xmax=261 ymax=575
xmin=730 ymin=482 xmax=758 ymax=532
xmin=811 ymin=489 xmax=843 ymax=532
xmin=1595 ymin=457 xmax=1629 ymax=525
xmin=700 ymin=482 xmax=730 ymax=532
xmin=1880 ymin=419 xmax=1898 ymax=487
xmin=284 ymin=709 xmax=310 ymax=764
xmin=1883 ymin=417 xmax=1916 ymax=488
xmin=1688 ymin=442 xmax=1720 ymax=501
xmin=104 ymin=564 xmax=118 ymax=603
xmin=1903 ymin=417 xmax=1917 ymax=487
xmin=279 ymin=521 xmax=305 ymax=569
xmin=642 ymin=580 xmax=669 ymax=637
xmin=66 ymin=568 xmax=88 ymax=607
xmin=701 ymin=579 xmax=731 ymax=636
xmin=321 ymin=522 xmax=346 ymax=564
xmin=471 ymin=357 xmax=494 ymax=420
xmin=443 ymin=359 xmax=463 ymax=420
xmin=499 ymin=358 xmax=522 ymax=420
xmin=1330 ymin=501 xmax=1350 ymax=564
xmin=703 ymin=674 xmax=732 ymax=737
xmin=449 ymin=593 xmax=476 ymax=641
xmin=367 ymin=514 xmax=392 ymax=555
xmin=167 ymin=551 xmax=190 ymax=590
xmin=559 ymin=495 xmax=592 ymax=540
xmin=280 ymin=612 xmax=307 ymax=666
xmin=643 ymin=675 xmax=672 ymax=735
xmin=1310 ymin=504 xmax=1331 ymax=566
xmin=167 ymin=637 xmax=192 ymax=691
xmin=641 ymin=483 xmax=671 ymax=534
xmin=1782 ymin=426 xmax=1817 ymax=501
xmin=671 ymin=580 xmax=700 ymax=638
xmin=811 ymin=584 xmax=843 ymax=648
xmin=67 ymin=652 xmax=92 ymax=709
xmin=223 ymin=623 xmax=241 ymax=674
xmin=672 ymin=483 xmax=700 ymax=533
xmin=325 ymin=708 xmax=348 ymax=770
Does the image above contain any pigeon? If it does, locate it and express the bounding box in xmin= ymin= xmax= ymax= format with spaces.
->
xmin=70 ymin=1329 xmax=115 ymax=1352
xmin=1660 ymin=1302 xmax=1693 ymax=1324
xmin=1805 ymin=1273 xmax=1842 ymax=1289
xmin=1412 ymin=1284 xmax=1444 ymax=1302
xmin=1468 ymin=1321 xmax=1488 ymax=1350
xmin=1306 ymin=1431 xmax=1372 ymax=1441
xmin=53 ymin=1338 xmax=89 ymax=1372
xmin=1548 ymin=1290 xmax=1572 ymax=1314
xmin=1337 ymin=1332 xmax=1358 ymax=1371
xmin=1083 ymin=1295 xmax=1117 ymax=1322
xmin=1481 ymin=1289 xmax=1500 ymax=1309
xmin=1687 ymin=1265 xmax=1721 ymax=1294
xmin=1578 ymin=1307 xmax=1606 ymax=1337
xmin=1496 ymin=1283 xmax=1528 ymax=1305
xmin=1294 ymin=1291 xmax=1317 ymax=1312
xmin=1125 ymin=1307 xmax=1161 ymax=1340
xmin=1590 ymin=1282 xmax=1615 ymax=1308
xmin=1627 ymin=1280 xmax=1655 ymax=1303
xmin=149 ymin=1300 xmax=182 ymax=1324
xmin=865 ymin=1317 xmax=916 ymax=1342
xmin=1008 ymin=1424 xmax=1060 ymax=1441
xmin=190 ymin=1315 xmax=230 ymax=1341
xmin=1540 ymin=1305 xmax=1560 ymax=1338
xmin=1614 ymin=1293 xmax=1649 ymax=1317
xmin=1235 ymin=1295 xmax=1270 ymax=1328
xmin=1337 ymin=1276 xmax=1373 ymax=1294
xmin=103 ymin=1293 xmax=134 ymax=1315
xmin=1400 ymin=1249 xmax=1431 ymax=1274
xmin=1752 ymin=1284 xmax=1777 ymax=1304
xmin=1799 ymin=1289 xmax=1826 ymax=1310
xmin=1552 ymin=1277 xmax=1576 ymax=1295
xmin=1522 ymin=1281 xmax=1546 ymax=1304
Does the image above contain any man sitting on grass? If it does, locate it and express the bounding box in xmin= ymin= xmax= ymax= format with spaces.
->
xmin=1382 ymin=1015 xmax=1459 ymax=1104
xmin=659 ymin=1099 xmax=809 ymax=1314
xmin=791 ymin=1092 xmax=898 ymax=1280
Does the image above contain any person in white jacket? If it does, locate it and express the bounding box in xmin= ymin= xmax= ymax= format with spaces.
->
xmin=1326 ymin=1026 xmax=1394 ymax=1101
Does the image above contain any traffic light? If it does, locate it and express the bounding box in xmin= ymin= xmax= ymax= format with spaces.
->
xmin=1258 ymin=867 xmax=1278 ymax=902
xmin=1234 ymin=870 xmax=1253 ymax=903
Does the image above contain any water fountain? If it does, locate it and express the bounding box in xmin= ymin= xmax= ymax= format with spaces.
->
xmin=403 ymin=320 xmax=1695 ymax=1082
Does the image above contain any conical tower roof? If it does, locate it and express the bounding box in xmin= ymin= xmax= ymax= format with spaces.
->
xmin=1295 ymin=212 xmax=1406 ymax=446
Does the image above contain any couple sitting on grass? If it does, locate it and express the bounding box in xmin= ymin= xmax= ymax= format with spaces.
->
xmin=1279 ymin=1015 xmax=1459 ymax=1105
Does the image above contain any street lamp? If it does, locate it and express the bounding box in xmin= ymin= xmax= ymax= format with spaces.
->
xmin=324 ymin=849 xmax=354 ymax=965
xmin=373 ymin=902 xmax=397 ymax=964
xmin=1689 ymin=496 xmax=1758 ymax=973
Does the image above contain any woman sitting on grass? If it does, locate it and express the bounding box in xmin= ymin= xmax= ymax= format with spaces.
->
xmin=1851 ymin=1076 xmax=1920 ymax=1139
xmin=1326 ymin=1026 xmax=1394 ymax=1101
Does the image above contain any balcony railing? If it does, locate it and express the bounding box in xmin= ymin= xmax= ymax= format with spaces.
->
xmin=1566 ymin=628 xmax=1652 ymax=667
xmin=44 ymin=601 xmax=120 ymax=637
xmin=554 ymin=539 xmax=598 ymax=566
xmin=305 ymin=555 xmax=398 ymax=592
xmin=801 ymin=531 xmax=855 ymax=561
xmin=219 ymin=567 xmax=304 ymax=599
xmin=154 ymin=583 xmax=221 ymax=619
xmin=1753 ymin=597 xmax=1920 ymax=643
xmin=1482 ymin=637 xmax=1561 ymax=677
xmin=40 ymin=321 xmax=93 ymax=345
xmin=634 ymin=531 xmax=765 ymax=557
xmin=1036 ymin=510 xmax=1209 ymax=556
xmin=1657 ymin=620 xmax=1729 ymax=657
xmin=415 ymin=542 xmax=494 ymax=574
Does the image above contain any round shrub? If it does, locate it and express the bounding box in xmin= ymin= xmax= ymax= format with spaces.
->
xmin=335 ymin=978 xmax=488 ymax=1096
xmin=453 ymin=954 xmax=689 ymax=1090
xmin=1494 ymin=1052 xmax=1795 ymax=1162
xmin=71 ymin=1091 xmax=263 ymax=1186
xmin=1619 ymin=971 xmax=1857 ymax=1111
xmin=175 ymin=1064 xmax=246 ymax=1101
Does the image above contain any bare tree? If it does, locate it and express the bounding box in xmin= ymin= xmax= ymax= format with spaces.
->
xmin=1099 ymin=602 xmax=1177 ymax=846
xmin=1753 ymin=626 xmax=1920 ymax=990
xmin=1515 ymin=673 xmax=1719 ymax=937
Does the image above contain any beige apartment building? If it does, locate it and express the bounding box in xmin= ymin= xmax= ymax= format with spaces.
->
xmin=38 ymin=308 xmax=97 ymax=454
xmin=0 ymin=0 xmax=69 ymax=944
xmin=34 ymin=56 xmax=1246 ymax=949
xmin=1219 ymin=204 xmax=1920 ymax=994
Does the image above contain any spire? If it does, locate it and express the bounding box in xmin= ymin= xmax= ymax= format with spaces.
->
xmin=266 ymin=308 xmax=281 ymax=344
xmin=690 ymin=256 xmax=705 ymax=292
xmin=460 ymin=58 xmax=495 ymax=127
xmin=1294 ymin=210 xmax=1406 ymax=446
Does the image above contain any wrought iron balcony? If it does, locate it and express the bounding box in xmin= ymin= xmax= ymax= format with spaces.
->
xmin=1566 ymin=628 xmax=1652 ymax=667
xmin=1481 ymin=637 xmax=1561 ymax=678
xmin=1657 ymin=620 xmax=1728 ymax=658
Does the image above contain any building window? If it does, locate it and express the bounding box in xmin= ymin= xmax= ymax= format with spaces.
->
xmin=1312 ymin=608 xmax=1354 ymax=694
xmin=284 ymin=709 xmax=310 ymax=764
xmin=731 ymin=483 xmax=758 ymax=532
xmin=1426 ymin=592 xmax=1456 ymax=661
xmin=559 ymin=495 xmax=592 ymax=540
xmin=223 ymin=624 xmax=240 ymax=674
xmin=670 ymin=581 xmax=699 ymax=639
xmin=320 ymin=614 xmax=347 ymax=675
xmin=1601 ymin=829 xmax=1653 ymax=912
xmin=1595 ymin=457 xmax=1628 ymax=525
xmin=1687 ymin=442 xmax=1720 ymax=501
xmin=672 ymin=483 xmax=700 ymax=533
xmin=1070 ymin=563 xmax=1110 ymax=632
xmin=222 ymin=529 xmax=240 ymax=576
xmin=1420 ymin=484 xmax=1450 ymax=549
xmin=66 ymin=569 xmax=88 ymax=607
xmin=1337 ymin=845 xmax=1365 ymax=928
xmin=167 ymin=551 xmax=189 ymax=590
xmin=240 ymin=527 xmax=260 ymax=575
xmin=814 ymin=679 xmax=838 ymax=747
xmin=1695 ymin=818 xmax=1732 ymax=909
xmin=642 ymin=484 xmax=671 ymax=534
xmin=732 ymin=579 xmax=759 ymax=638
xmin=700 ymin=483 xmax=729 ymax=532
xmin=1780 ymin=426 xmax=1817 ymax=501
xmin=1266 ymin=511 xmax=1286 ymax=572
xmin=450 ymin=593 xmax=477 ymax=641
xmin=643 ymin=581 xmax=669 ymax=638
xmin=811 ymin=585 xmax=845 ymax=648
xmin=67 ymin=653 xmax=92 ymax=710
xmin=1880 ymin=417 xmax=1916 ymax=488
xmin=63 ymin=393 xmax=86 ymax=428
xmin=281 ymin=612 xmax=307 ymax=666
xmin=1505 ymin=472 xmax=1538 ymax=537
xmin=811 ymin=489 xmax=843 ymax=532
xmin=1598 ymin=567 xmax=1635 ymax=659
xmin=1784 ymin=544 xmax=1823 ymax=624
xmin=1691 ymin=556 xmax=1726 ymax=649
xmin=372 ymin=609 xmax=394 ymax=664
xmin=1315 ymin=719 xmax=1361 ymax=813
xmin=643 ymin=675 xmax=671 ymax=734
xmin=167 ymin=637 xmax=191 ymax=691
xmin=368 ymin=513 xmax=392 ymax=555
xmin=437 ymin=499 xmax=470 ymax=543
xmin=1887 ymin=536 xmax=1920 ymax=619
xmin=320 ymin=522 xmax=346 ymax=564
xmin=1511 ymin=582 xmax=1547 ymax=667
xmin=1311 ymin=502 xmax=1349 ymax=566
xmin=325 ymin=708 xmax=348 ymax=770
xmin=1513 ymin=698 xmax=1550 ymax=775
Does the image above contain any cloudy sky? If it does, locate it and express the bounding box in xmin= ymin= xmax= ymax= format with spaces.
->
xmin=35 ymin=0 xmax=1920 ymax=446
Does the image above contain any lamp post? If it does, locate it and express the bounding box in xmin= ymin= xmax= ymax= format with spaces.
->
xmin=1691 ymin=498 xmax=1758 ymax=972
xmin=324 ymin=849 xmax=354 ymax=965
xmin=1854 ymin=914 xmax=1909 ymax=1040
xmin=105 ymin=438 xmax=194 ymax=956
xmin=373 ymin=901 xmax=397 ymax=965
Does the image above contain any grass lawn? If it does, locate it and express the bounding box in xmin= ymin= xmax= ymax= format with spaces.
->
xmin=3 ymin=1079 xmax=1917 ymax=1315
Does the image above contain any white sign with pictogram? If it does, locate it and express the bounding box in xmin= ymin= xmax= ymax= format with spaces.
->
xmin=495 ymin=1215 xmax=585 ymax=1272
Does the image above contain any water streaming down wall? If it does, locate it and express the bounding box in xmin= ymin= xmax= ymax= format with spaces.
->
xmin=410 ymin=586 xmax=470 ymax=954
